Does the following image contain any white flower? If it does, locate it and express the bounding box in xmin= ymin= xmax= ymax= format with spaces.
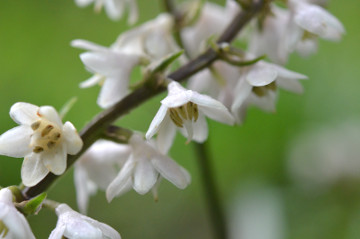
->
xmin=231 ymin=61 xmax=307 ymax=124
xmin=0 ymin=188 xmax=36 ymax=239
xmin=72 ymin=39 xmax=142 ymax=108
xmin=286 ymin=0 xmax=345 ymax=56
xmin=74 ymin=140 xmax=131 ymax=214
xmin=0 ymin=102 xmax=83 ymax=187
xmin=106 ymin=134 xmax=191 ymax=202
xmin=49 ymin=203 xmax=121 ymax=239
xmin=181 ymin=1 xmax=239 ymax=58
xmin=113 ymin=13 xmax=177 ymax=60
xmin=146 ymin=81 xmax=235 ymax=153
xmin=74 ymin=0 xmax=138 ymax=24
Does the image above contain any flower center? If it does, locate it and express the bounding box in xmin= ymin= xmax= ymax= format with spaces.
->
xmin=0 ymin=220 xmax=9 ymax=238
xmin=168 ymin=102 xmax=199 ymax=127
xmin=252 ymin=81 xmax=277 ymax=97
xmin=30 ymin=119 xmax=62 ymax=153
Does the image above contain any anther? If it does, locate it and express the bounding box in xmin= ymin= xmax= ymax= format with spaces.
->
xmin=265 ymin=81 xmax=277 ymax=91
xmin=252 ymin=86 xmax=266 ymax=97
xmin=33 ymin=146 xmax=44 ymax=153
xmin=47 ymin=141 xmax=56 ymax=149
xmin=187 ymin=102 xmax=193 ymax=120
xmin=192 ymin=104 xmax=199 ymax=122
xmin=177 ymin=105 xmax=188 ymax=120
xmin=41 ymin=125 xmax=54 ymax=137
xmin=51 ymin=132 xmax=61 ymax=141
xmin=31 ymin=121 xmax=41 ymax=131
xmin=169 ymin=109 xmax=184 ymax=127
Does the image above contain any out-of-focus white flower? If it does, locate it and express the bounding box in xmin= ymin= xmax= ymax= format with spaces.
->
xmin=71 ymin=39 xmax=142 ymax=108
xmin=287 ymin=121 xmax=360 ymax=191
xmin=49 ymin=203 xmax=121 ymax=239
xmin=74 ymin=0 xmax=138 ymax=24
xmin=106 ymin=134 xmax=190 ymax=202
xmin=181 ymin=0 xmax=239 ymax=58
xmin=286 ymin=0 xmax=345 ymax=56
xmin=146 ymin=81 xmax=235 ymax=153
xmin=248 ymin=6 xmax=291 ymax=64
xmin=74 ymin=140 xmax=131 ymax=214
xmin=231 ymin=61 xmax=307 ymax=124
xmin=0 ymin=102 xmax=83 ymax=187
xmin=0 ymin=188 xmax=36 ymax=239
xmin=229 ymin=184 xmax=286 ymax=239
xmin=114 ymin=13 xmax=177 ymax=60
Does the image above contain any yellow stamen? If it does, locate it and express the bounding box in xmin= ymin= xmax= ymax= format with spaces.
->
xmin=41 ymin=125 xmax=54 ymax=137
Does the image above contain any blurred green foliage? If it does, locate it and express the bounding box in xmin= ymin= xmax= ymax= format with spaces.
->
xmin=0 ymin=0 xmax=360 ymax=238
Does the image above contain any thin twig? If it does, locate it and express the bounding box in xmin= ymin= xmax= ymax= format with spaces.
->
xmin=22 ymin=0 xmax=266 ymax=199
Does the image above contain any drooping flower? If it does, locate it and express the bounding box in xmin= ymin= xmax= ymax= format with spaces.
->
xmin=146 ymin=81 xmax=235 ymax=153
xmin=49 ymin=203 xmax=121 ymax=239
xmin=106 ymin=134 xmax=190 ymax=202
xmin=0 ymin=102 xmax=83 ymax=187
xmin=0 ymin=188 xmax=36 ymax=239
xmin=74 ymin=0 xmax=138 ymax=24
xmin=74 ymin=140 xmax=131 ymax=214
xmin=231 ymin=60 xmax=308 ymax=124
xmin=71 ymin=39 xmax=142 ymax=108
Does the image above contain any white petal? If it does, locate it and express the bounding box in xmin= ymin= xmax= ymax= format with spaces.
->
xmin=133 ymin=157 xmax=157 ymax=194
xmin=190 ymin=113 xmax=208 ymax=143
xmin=0 ymin=188 xmax=13 ymax=205
xmin=161 ymin=91 xmax=191 ymax=108
xmin=156 ymin=113 xmax=177 ymax=154
xmin=276 ymin=78 xmax=304 ymax=94
xmin=63 ymin=219 xmax=102 ymax=239
xmin=63 ymin=121 xmax=83 ymax=155
xmin=38 ymin=106 xmax=63 ymax=127
xmin=231 ymin=78 xmax=253 ymax=115
xmin=74 ymin=164 xmax=95 ymax=214
xmin=71 ymin=39 xmax=108 ymax=52
xmin=74 ymin=0 xmax=93 ymax=8
xmin=0 ymin=125 xmax=32 ymax=158
xmin=21 ymin=153 xmax=49 ymax=187
xmin=79 ymin=74 xmax=104 ymax=88
xmin=246 ymin=63 xmax=278 ymax=87
xmin=2 ymin=207 xmax=36 ymax=239
xmin=42 ymin=144 xmax=67 ymax=175
xmin=106 ymin=158 xmax=135 ymax=202
xmin=151 ymin=155 xmax=191 ymax=189
xmin=146 ymin=105 xmax=168 ymax=140
xmin=78 ymin=214 xmax=121 ymax=239
xmin=104 ymin=0 xmax=124 ymax=21
xmin=97 ymin=77 xmax=129 ymax=108
xmin=127 ymin=0 xmax=139 ymax=25
xmin=10 ymin=102 xmax=39 ymax=125
xmin=271 ymin=64 xmax=308 ymax=80
xmin=49 ymin=223 xmax=66 ymax=239
xmin=190 ymin=92 xmax=234 ymax=125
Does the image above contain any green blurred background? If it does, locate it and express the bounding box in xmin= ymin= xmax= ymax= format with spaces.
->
xmin=1 ymin=0 xmax=360 ymax=238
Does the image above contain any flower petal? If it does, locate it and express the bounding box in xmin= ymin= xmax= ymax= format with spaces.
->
xmin=10 ymin=102 xmax=39 ymax=125
xmin=246 ymin=63 xmax=278 ymax=87
xmin=21 ymin=153 xmax=49 ymax=187
xmin=63 ymin=121 xmax=83 ymax=155
xmin=42 ymin=144 xmax=67 ymax=175
xmin=0 ymin=125 xmax=32 ymax=158
xmin=0 ymin=188 xmax=13 ymax=205
xmin=133 ymin=157 xmax=157 ymax=194
xmin=74 ymin=164 xmax=97 ymax=214
xmin=2 ymin=207 xmax=36 ymax=239
xmin=190 ymin=92 xmax=234 ymax=125
xmin=71 ymin=39 xmax=108 ymax=52
xmin=231 ymin=78 xmax=253 ymax=115
xmin=151 ymin=155 xmax=191 ymax=189
xmin=156 ymin=113 xmax=177 ymax=154
xmin=97 ymin=77 xmax=129 ymax=108
xmin=49 ymin=223 xmax=66 ymax=239
xmin=106 ymin=158 xmax=135 ymax=202
xmin=38 ymin=106 xmax=63 ymax=128
xmin=190 ymin=113 xmax=208 ymax=143
xmin=146 ymin=105 xmax=168 ymax=140
xmin=79 ymin=74 xmax=105 ymax=88
xmin=161 ymin=81 xmax=191 ymax=108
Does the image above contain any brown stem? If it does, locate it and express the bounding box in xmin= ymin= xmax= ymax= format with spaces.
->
xmin=22 ymin=0 xmax=266 ymax=199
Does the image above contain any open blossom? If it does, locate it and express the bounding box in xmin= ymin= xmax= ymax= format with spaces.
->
xmin=0 ymin=102 xmax=83 ymax=186
xmin=74 ymin=140 xmax=131 ymax=214
xmin=49 ymin=203 xmax=121 ymax=239
xmin=74 ymin=0 xmax=138 ymax=24
xmin=231 ymin=60 xmax=308 ymax=124
xmin=106 ymin=134 xmax=191 ymax=202
xmin=0 ymin=188 xmax=36 ymax=239
xmin=146 ymin=81 xmax=235 ymax=153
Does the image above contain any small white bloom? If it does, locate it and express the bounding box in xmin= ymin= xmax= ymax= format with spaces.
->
xmin=0 ymin=102 xmax=83 ymax=187
xmin=231 ymin=60 xmax=307 ymax=124
xmin=286 ymin=1 xmax=345 ymax=56
xmin=0 ymin=188 xmax=36 ymax=239
xmin=49 ymin=203 xmax=121 ymax=239
xmin=74 ymin=0 xmax=138 ymax=24
xmin=146 ymin=81 xmax=235 ymax=153
xmin=72 ymin=39 xmax=142 ymax=108
xmin=106 ymin=134 xmax=191 ymax=202
xmin=74 ymin=140 xmax=131 ymax=214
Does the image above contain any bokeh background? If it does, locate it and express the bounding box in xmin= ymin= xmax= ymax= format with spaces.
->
xmin=1 ymin=0 xmax=360 ymax=238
